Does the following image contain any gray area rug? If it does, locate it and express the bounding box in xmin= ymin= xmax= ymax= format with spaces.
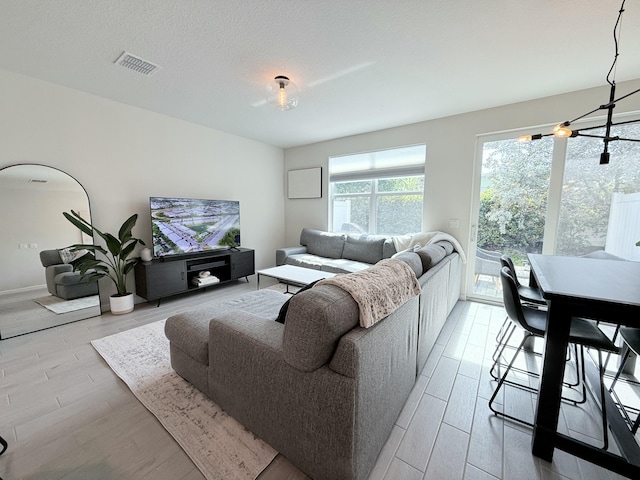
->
xmin=34 ymin=294 xmax=99 ymax=314
xmin=91 ymin=320 xmax=277 ymax=480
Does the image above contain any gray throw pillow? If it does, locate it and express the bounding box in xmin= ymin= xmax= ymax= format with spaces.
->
xmin=434 ymin=240 xmax=454 ymax=255
xmin=416 ymin=244 xmax=447 ymax=271
xmin=342 ymin=236 xmax=386 ymax=264
xmin=300 ymin=228 xmax=346 ymax=259
xmin=390 ymin=251 xmax=423 ymax=278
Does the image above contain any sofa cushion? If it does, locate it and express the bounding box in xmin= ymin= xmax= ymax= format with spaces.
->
xmin=54 ymin=271 xmax=92 ymax=285
xmin=275 ymin=279 xmax=321 ymax=324
xmin=342 ymin=235 xmax=385 ymax=264
xmin=284 ymin=254 xmax=323 ymax=270
xmin=391 ymin=251 xmax=423 ymax=278
xmin=434 ymin=240 xmax=454 ymax=255
xmin=416 ymin=244 xmax=447 ymax=271
xmin=283 ymin=284 xmax=359 ymax=371
xmin=320 ymin=258 xmax=371 ymax=274
xmin=300 ymin=228 xmax=346 ymax=259
xmin=286 ymin=255 xmax=370 ymax=274
xmin=383 ymin=238 xmax=397 ymax=258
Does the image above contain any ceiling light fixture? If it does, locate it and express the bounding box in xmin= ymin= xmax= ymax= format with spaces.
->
xmin=517 ymin=0 xmax=640 ymax=164
xmin=266 ymin=75 xmax=299 ymax=111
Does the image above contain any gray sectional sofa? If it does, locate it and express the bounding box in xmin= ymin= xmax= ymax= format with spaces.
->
xmin=278 ymin=227 xmax=463 ymax=370
xmin=165 ymin=228 xmax=463 ymax=480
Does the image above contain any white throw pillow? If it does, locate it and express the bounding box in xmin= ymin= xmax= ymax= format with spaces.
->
xmin=59 ymin=247 xmax=76 ymax=263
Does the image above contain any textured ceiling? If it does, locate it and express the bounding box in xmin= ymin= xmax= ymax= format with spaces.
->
xmin=1 ymin=0 xmax=639 ymax=148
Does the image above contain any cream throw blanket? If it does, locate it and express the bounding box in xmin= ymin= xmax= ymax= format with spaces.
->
xmin=392 ymin=231 xmax=467 ymax=263
xmin=318 ymin=258 xmax=421 ymax=328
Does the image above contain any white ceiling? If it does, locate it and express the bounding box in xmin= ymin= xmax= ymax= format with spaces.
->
xmin=1 ymin=0 xmax=639 ymax=149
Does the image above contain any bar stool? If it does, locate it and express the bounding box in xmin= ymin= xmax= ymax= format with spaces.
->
xmin=609 ymin=327 xmax=640 ymax=434
xmin=490 ymin=267 xmax=619 ymax=449
xmin=492 ymin=255 xmax=549 ymax=378
xmin=500 ymin=255 xmax=545 ymax=307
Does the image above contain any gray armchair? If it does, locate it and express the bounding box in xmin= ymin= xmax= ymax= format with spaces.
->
xmin=40 ymin=249 xmax=98 ymax=300
xmin=474 ymin=247 xmax=502 ymax=286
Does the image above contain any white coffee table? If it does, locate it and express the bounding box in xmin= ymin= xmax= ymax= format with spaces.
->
xmin=256 ymin=265 xmax=336 ymax=293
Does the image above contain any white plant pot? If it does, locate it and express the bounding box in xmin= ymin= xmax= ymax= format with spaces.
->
xmin=110 ymin=293 xmax=134 ymax=315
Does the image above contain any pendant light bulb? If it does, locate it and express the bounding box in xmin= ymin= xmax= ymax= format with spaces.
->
xmin=553 ymin=127 xmax=573 ymax=138
xmin=266 ymin=75 xmax=299 ymax=111
xmin=278 ymin=83 xmax=287 ymax=109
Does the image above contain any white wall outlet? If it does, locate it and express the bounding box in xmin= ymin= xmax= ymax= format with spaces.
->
xmin=18 ymin=243 xmax=28 ymax=249
xmin=29 ymin=243 xmax=38 ymax=249
xmin=449 ymin=218 xmax=460 ymax=229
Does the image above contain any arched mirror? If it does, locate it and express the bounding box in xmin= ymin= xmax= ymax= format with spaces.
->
xmin=0 ymin=164 xmax=101 ymax=339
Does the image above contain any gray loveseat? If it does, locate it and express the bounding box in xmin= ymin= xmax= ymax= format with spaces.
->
xmin=165 ymin=234 xmax=463 ymax=480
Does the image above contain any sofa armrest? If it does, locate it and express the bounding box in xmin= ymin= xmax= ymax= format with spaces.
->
xmin=276 ymin=246 xmax=308 ymax=266
xmin=40 ymin=249 xmax=63 ymax=267
xmin=49 ymin=264 xmax=73 ymax=276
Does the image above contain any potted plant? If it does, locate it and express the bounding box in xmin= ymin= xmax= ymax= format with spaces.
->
xmin=63 ymin=210 xmax=145 ymax=314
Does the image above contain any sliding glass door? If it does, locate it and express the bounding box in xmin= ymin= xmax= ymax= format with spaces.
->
xmin=556 ymin=123 xmax=640 ymax=258
xmin=470 ymin=120 xmax=640 ymax=302
xmin=471 ymin=135 xmax=553 ymax=300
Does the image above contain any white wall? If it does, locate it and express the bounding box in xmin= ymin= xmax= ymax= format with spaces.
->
xmin=0 ymin=69 xmax=285 ymax=307
xmin=0 ymin=185 xmax=87 ymax=292
xmin=284 ymin=78 xmax=640 ymax=296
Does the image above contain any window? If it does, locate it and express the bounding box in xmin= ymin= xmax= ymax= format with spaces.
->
xmin=555 ymin=122 xmax=640 ymax=258
xmin=472 ymin=117 xmax=640 ymax=301
xmin=329 ymin=145 xmax=426 ymax=235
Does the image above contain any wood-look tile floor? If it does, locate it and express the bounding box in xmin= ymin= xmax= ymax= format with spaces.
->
xmin=0 ymin=279 xmax=634 ymax=480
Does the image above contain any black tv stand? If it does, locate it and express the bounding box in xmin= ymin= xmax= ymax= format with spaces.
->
xmin=134 ymin=247 xmax=255 ymax=305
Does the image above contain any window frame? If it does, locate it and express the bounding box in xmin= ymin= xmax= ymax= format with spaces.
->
xmin=328 ymin=145 xmax=426 ymax=235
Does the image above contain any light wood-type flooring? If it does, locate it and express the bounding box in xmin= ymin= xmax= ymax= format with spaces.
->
xmin=0 ymin=277 xmax=634 ymax=480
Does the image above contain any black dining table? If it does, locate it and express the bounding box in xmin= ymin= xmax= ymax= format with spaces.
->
xmin=528 ymin=254 xmax=640 ymax=478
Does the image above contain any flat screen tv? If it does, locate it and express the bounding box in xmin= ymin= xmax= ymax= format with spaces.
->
xmin=150 ymin=197 xmax=240 ymax=257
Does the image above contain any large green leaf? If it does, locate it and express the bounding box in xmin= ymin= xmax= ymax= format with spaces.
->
xmin=118 ymin=214 xmax=138 ymax=242
xmin=63 ymin=211 xmax=93 ymax=237
xmin=119 ymin=240 xmax=138 ymax=260
xmin=69 ymin=244 xmax=108 ymax=256
xmin=103 ymin=233 xmax=122 ymax=257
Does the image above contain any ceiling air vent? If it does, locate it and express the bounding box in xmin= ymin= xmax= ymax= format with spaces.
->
xmin=114 ymin=51 xmax=160 ymax=77
xmin=28 ymin=179 xmax=48 ymax=183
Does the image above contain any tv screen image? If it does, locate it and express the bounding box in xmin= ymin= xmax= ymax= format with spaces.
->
xmin=150 ymin=197 xmax=240 ymax=257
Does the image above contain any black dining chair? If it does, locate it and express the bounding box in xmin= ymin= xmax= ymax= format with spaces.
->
xmin=493 ymin=255 xmax=547 ymax=368
xmin=490 ymin=267 xmax=619 ymax=449
xmin=500 ymin=255 xmax=545 ymax=306
xmin=608 ymin=327 xmax=640 ymax=434
xmin=490 ymin=266 xmax=578 ymax=399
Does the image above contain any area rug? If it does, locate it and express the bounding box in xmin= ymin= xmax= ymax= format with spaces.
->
xmin=91 ymin=320 xmax=277 ymax=480
xmin=34 ymin=294 xmax=99 ymax=314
